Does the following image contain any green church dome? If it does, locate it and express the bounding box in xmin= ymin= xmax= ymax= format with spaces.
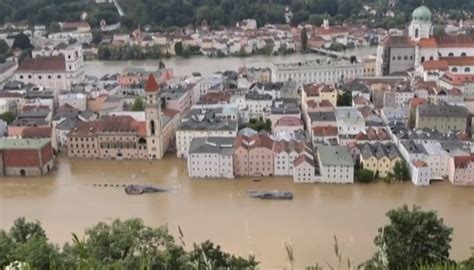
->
xmin=412 ymin=5 xmax=432 ymax=22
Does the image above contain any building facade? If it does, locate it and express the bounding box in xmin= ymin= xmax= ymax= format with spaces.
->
xmin=0 ymin=138 xmax=54 ymax=176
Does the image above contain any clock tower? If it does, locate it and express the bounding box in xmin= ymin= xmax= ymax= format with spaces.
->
xmin=144 ymin=74 xmax=163 ymax=160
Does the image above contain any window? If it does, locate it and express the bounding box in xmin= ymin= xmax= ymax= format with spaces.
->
xmin=465 ymin=67 xmax=470 ymax=73
xmin=415 ymin=28 xmax=419 ymax=38
xmin=452 ymin=67 xmax=458 ymax=73
xmin=57 ymin=75 xmax=61 ymax=79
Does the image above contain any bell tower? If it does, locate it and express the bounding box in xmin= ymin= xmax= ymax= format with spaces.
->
xmin=144 ymin=74 xmax=163 ymax=160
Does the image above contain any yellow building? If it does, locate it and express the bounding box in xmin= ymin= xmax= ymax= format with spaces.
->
xmin=360 ymin=142 xmax=402 ymax=177
xmin=302 ymin=83 xmax=338 ymax=113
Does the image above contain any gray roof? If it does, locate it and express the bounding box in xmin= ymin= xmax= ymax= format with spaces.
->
xmin=418 ymin=104 xmax=470 ymax=118
xmin=178 ymin=109 xmax=237 ymax=131
xmin=56 ymin=118 xmax=78 ymax=130
xmin=271 ymin=101 xmax=300 ymax=114
xmin=360 ymin=142 xmax=400 ymax=160
xmin=318 ymin=146 xmax=354 ymax=167
xmin=245 ymin=90 xmax=272 ymax=101
xmin=160 ymin=87 xmax=188 ymax=101
xmin=308 ymin=111 xmax=336 ymax=122
xmin=401 ymin=140 xmax=426 ymax=155
xmin=189 ymin=137 xmax=235 ymax=155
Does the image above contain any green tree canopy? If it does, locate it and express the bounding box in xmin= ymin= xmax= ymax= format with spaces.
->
xmin=356 ymin=169 xmax=375 ymax=183
xmin=369 ymin=205 xmax=453 ymax=269
xmin=130 ymin=97 xmax=145 ymax=111
xmin=393 ymin=160 xmax=410 ymax=181
xmin=12 ymin=33 xmax=32 ymax=51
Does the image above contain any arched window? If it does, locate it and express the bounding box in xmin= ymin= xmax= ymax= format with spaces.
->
xmin=415 ymin=28 xmax=419 ymax=38
xmin=452 ymin=67 xmax=458 ymax=73
xmin=429 ymin=56 xmax=434 ymax=60
xmin=421 ymin=56 xmax=425 ymax=63
xmin=448 ymin=52 xmax=454 ymax=57
xmin=461 ymin=52 xmax=467 ymax=57
xmin=465 ymin=67 xmax=471 ymax=73
xmin=150 ymin=120 xmax=156 ymax=135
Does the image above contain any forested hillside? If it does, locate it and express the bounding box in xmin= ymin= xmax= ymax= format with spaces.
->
xmin=0 ymin=0 xmax=472 ymax=29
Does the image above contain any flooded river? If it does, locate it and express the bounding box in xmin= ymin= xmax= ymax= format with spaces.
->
xmin=84 ymin=48 xmax=377 ymax=78
xmin=0 ymin=156 xmax=473 ymax=269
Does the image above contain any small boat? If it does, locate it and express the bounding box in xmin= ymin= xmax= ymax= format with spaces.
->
xmin=124 ymin=184 xmax=169 ymax=195
xmin=247 ymin=190 xmax=293 ymax=200
xmin=252 ymin=178 xmax=262 ymax=182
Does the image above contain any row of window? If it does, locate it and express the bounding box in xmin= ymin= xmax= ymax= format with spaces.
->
xmin=392 ymin=55 xmax=414 ymax=61
xmin=19 ymin=74 xmax=62 ymax=80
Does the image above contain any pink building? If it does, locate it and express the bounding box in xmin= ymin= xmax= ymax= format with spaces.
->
xmin=233 ymin=132 xmax=274 ymax=177
xmin=449 ymin=155 xmax=474 ymax=185
xmin=118 ymin=68 xmax=173 ymax=87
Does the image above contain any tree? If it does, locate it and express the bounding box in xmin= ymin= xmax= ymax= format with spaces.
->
xmin=393 ymin=160 xmax=410 ymax=181
xmin=0 ymin=39 xmax=9 ymax=55
xmin=130 ymin=97 xmax=145 ymax=111
xmin=337 ymin=91 xmax=352 ymax=106
xmin=159 ymin=60 xmax=166 ymax=69
xmin=433 ymin=26 xmax=446 ymax=37
xmin=301 ymin=27 xmax=308 ymax=52
xmin=356 ymin=169 xmax=375 ymax=183
xmin=308 ymin=14 xmax=324 ymax=26
xmin=48 ymin=21 xmax=60 ymax=33
xmin=0 ymin=111 xmax=16 ymax=125
xmin=369 ymin=205 xmax=453 ymax=269
xmin=91 ymin=30 xmax=103 ymax=45
xmin=174 ymin=41 xmax=184 ymax=56
xmin=265 ymin=119 xmax=272 ymax=132
xmin=9 ymin=218 xmax=46 ymax=244
xmin=12 ymin=33 xmax=32 ymax=51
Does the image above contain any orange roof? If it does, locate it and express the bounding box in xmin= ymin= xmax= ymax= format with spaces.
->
xmin=303 ymin=83 xmax=336 ymax=96
xmin=418 ymin=38 xmax=438 ymax=48
xmin=293 ymin=155 xmax=315 ymax=168
xmin=441 ymin=56 xmax=474 ymax=66
xmin=441 ymin=73 xmax=474 ymax=86
xmin=422 ymin=60 xmax=448 ymax=71
xmin=413 ymin=160 xmax=428 ymax=168
xmin=145 ymin=74 xmax=159 ymax=92
xmin=134 ymin=121 xmax=147 ymax=136
xmin=312 ymin=126 xmax=338 ymax=137
xmin=448 ymin=87 xmax=463 ymax=96
xmin=410 ymin=97 xmax=428 ymax=108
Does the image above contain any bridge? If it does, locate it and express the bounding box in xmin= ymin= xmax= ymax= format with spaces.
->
xmin=308 ymin=47 xmax=352 ymax=60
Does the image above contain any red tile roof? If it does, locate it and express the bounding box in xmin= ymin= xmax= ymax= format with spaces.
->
xmin=441 ymin=56 xmax=474 ymax=66
xmin=418 ymin=38 xmax=438 ymax=48
xmin=410 ymin=97 xmax=428 ymax=108
xmin=303 ymin=83 xmax=336 ymax=97
xmin=21 ymin=126 xmax=52 ymax=138
xmin=312 ymin=126 xmax=338 ymax=137
xmin=293 ymin=154 xmax=315 ymax=168
xmin=435 ymin=35 xmax=474 ymax=48
xmin=162 ymin=108 xmax=179 ymax=118
xmin=275 ymin=116 xmax=303 ymax=127
xmin=145 ymin=74 xmax=160 ymax=93
xmin=422 ymin=60 xmax=448 ymax=71
xmin=17 ymin=56 xmax=65 ymax=72
xmin=454 ymin=155 xmax=474 ymax=169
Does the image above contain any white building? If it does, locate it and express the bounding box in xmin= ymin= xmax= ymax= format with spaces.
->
xmin=293 ymin=155 xmax=320 ymax=183
xmin=187 ymin=137 xmax=235 ymax=179
xmin=272 ymin=59 xmax=364 ymax=85
xmin=245 ymin=91 xmax=273 ymax=118
xmin=58 ymin=92 xmax=87 ymax=110
xmin=335 ymin=107 xmax=366 ymax=136
xmin=273 ymin=139 xmax=311 ymax=176
xmin=176 ymin=108 xmax=238 ymax=158
xmin=317 ymin=145 xmax=354 ymax=184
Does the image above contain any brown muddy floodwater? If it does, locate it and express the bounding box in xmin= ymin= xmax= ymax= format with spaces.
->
xmin=0 ymin=156 xmax=473 ymax=269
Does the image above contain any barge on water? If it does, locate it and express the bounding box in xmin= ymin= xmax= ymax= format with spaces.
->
xmin=247 ymin=190 xmax=293 ymax=200
xmin=125 ymin=184 xmax=169 ymax=195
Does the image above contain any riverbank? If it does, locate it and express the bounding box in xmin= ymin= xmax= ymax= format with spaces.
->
xmin=0 ymin=156 xmax=472 ymax=268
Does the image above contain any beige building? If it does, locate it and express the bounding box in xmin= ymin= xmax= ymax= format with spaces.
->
xmin=302 ymin=83 xmax=338 ymax=111
xmin=67 ymin=74 xmax=177 ymax=160
xmin=415 ymin=104 xmax=470 ymax=134
xmin=359 ymin=142 xmax=402 ymax=178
